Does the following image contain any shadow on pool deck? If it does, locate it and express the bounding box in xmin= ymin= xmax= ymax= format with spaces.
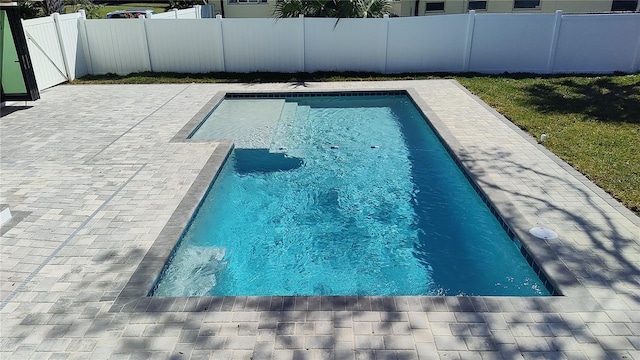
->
xmin=457 ymin=146 xmax=640 ymax=305
xmin=90 ymin=246 xmax=628 ymax=355
xmin=0 ymin=106 xmax=33 ymax=118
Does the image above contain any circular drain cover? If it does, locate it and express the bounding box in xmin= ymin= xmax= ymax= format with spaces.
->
xmin=529 ymin=227 xmax=558 ymax=239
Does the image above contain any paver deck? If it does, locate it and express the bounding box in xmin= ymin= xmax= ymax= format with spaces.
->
xmin=1 ymin=81 xmax=639 ymax=359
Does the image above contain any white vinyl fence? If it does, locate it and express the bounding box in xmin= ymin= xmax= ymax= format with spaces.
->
xmin=149 ymin=5 xmax=214 ymax=19
xmin=22 ymin=10 xmax=640 ymax=91
xmin=21 ymin=12 xmax=87 ymax=90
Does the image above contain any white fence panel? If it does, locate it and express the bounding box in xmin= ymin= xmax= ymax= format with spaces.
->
xmin=57 ymin=13 xmax=88 ymax=79
xmin=150 ymin=11 xmax=177 ymax=19
xmin=305 ymin=18 xmax=387 ymax=73
xmin=469 ymin=13 xmax=556 ymax=73
xmin=222 ymin=18 xmax=303 ymax=73
xmin=22 ymin=11 xmax=640 ymax=78
xmin=201 ymin=5 xmax=214 ymax=18
xmin=386 ymin=15 xmax=468 ymax=73
xmin=554 ymin=14 xmax=640 ymax=73
xmin=83 ymin=19 xmax=150 ymax=75
xmin=22 ymin=16 xmax=67 ymax=90
xmin=146 ymin=19 xmax=224 ymax=72
xmin=151 ymin=8 xmax=199 ymax=19
xmin=176 ymin=8 xmax=198 ymax=19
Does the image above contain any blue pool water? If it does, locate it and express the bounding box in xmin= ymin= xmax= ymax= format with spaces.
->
xmin=153 ymin=95 xmax=549 ymax=297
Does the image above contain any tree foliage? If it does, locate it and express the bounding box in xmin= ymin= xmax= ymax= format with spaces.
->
xmin=66 ymin=0 xmax=103 ymax=19
xmin=168 ymin=0 xmax=206 ymax=10
xmin=17 ymin=1 xmax=43 ymax=19
xmin=273 ymin=0 xmax=391 ymax=18
xmin=17 ymin=0 xmax=101 ymax=19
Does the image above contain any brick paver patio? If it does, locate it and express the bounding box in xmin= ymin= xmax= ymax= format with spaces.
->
xmin=1 ymin=81 xmax=639 ymax=359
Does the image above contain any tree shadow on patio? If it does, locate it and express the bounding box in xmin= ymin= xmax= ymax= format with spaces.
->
xmin=456 ymin=145 xmax=640 ymax=304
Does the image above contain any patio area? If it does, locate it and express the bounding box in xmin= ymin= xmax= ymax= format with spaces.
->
xmin=1 ymin=80 xmax=639 ymax=359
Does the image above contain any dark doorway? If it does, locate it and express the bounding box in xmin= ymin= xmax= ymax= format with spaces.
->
xmin=1 ymin=4 xmax=39 ymax=102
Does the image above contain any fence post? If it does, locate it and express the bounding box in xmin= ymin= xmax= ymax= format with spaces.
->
xmin=383 ymin=14 xmax=390 ymax=74
xmin=463 ymin=10 xmax=475 ymax=72
xmin=173 ymin=8 xmax=179 ymax=19
xmin=77 ymin=10 xmax=94 ymax=74
xmin=546 ymin=10 xmax=562 ymax=74
xmin=195 ymin=5 xmax=201 ymax=19
xmin=299 ymin=14 xmax=305 ymax=73
xmin=140 ymin=16 xmax=153 ymax=72
xmin=632 ymin=19 xmax=640 ymax=72
xmin=52 ymin=13 xmax=72 ymax=81
xmin=216 ymin=14 xmax=226 ymax=72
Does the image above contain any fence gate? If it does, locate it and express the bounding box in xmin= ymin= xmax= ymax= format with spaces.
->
xmin=22 ymin=15 xmax=68 ymax=90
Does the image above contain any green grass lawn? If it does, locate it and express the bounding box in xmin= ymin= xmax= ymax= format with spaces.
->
xmin=72 ymin=72 xmax=640 ymax=215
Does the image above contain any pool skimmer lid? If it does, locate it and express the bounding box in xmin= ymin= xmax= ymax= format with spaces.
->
xmin=529 ymin=227 xmax=558 ymax=240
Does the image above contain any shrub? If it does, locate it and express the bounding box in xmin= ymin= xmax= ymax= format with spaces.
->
xmin=65 ymin=0 xmax=103 ymax=19
xmin=17 ymin=1 xmax=44 ymax=19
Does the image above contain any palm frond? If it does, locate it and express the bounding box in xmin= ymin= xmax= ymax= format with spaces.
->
xmin=273 ymin=0 xmax=389 ymax=18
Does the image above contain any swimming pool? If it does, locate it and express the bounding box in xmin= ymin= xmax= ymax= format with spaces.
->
xmin=152 ymin=93 xmax=553 ymax=297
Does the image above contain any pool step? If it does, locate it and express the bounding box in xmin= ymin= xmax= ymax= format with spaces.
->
xmin=191 ymin=99 xmax=285 ymax=149
xmin=296 ymin=105 xmax=311 ymax=124
xmin=270 ymin=102 xmax=298 ymax=153
xmin=270 ymin=104 xmax=311 ymax=154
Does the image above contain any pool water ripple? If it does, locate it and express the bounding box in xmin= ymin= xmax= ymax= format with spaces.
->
xmin=153 ymin=95 xmax=548 ymax=297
